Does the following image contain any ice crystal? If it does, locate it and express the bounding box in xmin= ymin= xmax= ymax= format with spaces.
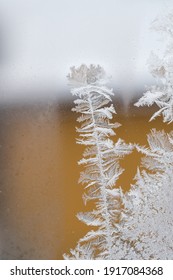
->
xmin=111 ymin=129 xmax=173 ymax=259
xmin=135 ymin=13 xmax=173 ymax=123
xmin=130 ymin=13 xmax=173 ymax=259
xmin=67 ymin=64 xmax=108 ymax=87
xmin=63 ymin=64 xmax=133 ymax=259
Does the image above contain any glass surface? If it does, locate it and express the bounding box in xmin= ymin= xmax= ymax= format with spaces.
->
xmin=0 ymin=0 xmax=172 ymax=259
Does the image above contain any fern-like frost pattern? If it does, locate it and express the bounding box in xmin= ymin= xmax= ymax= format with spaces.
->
xmin=114 ymin=130 xmax=173 ymax=259
xmin=130 ymin=13 xmax=173 ymax=259
xmin=135 ymin=13 xmax=173 ymax=123
xmin=63 ymin=64 xmax=133 ymax=259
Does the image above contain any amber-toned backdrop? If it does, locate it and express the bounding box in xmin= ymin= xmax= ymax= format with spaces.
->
xmin=0 ymin=101 xmax=171 ymax=259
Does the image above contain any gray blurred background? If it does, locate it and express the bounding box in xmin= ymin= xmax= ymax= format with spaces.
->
xmin=0 ymin=0 xmax=172 ymax=105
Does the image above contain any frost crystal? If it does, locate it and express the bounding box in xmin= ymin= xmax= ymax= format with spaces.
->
xmin=67 ymin=64 xmax=108 ymax=87
xmin=64 ymin=64 xmax=133 ymax=259
xmin=131 ymin=12 xmax=173 ymax=259
xmin=114 ymin=130 xmax=173 ymax=259
xmin=135 ymin=13 xmax=173 ymax=123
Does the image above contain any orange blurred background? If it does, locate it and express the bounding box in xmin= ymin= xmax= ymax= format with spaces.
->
xmin=0 ymin=100 xmax=171 ymax=259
